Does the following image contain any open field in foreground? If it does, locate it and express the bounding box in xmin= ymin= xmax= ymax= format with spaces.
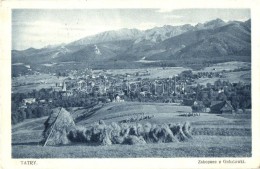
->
xmin=12 ymin=135 xmax=250 ymax=158
xmin=12 ymin=102 xmax=251 ymax=158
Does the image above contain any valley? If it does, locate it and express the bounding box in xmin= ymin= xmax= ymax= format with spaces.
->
xmin=11 ymin=17 xmax=252 ymax=158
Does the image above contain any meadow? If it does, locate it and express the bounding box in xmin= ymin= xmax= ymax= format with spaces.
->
xmin=12 ymin=102 xmax=251 ymax=158
xmin=12 ymin=74 xmax=66 ymax=93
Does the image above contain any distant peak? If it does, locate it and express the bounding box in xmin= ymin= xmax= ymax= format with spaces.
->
xmin=205 ymin=18 xmax=225 ymax=24
xmin=24 ymin=47 xmax=37 ymax=51
xmin=195 ymin=18 xmax=226 ymax=30
xmin=163 ymin=25 xmax=173 ymax=28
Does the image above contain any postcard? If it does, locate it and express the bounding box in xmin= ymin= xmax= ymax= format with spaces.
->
xmin=0 ymin=0 xmax=260 ymax=169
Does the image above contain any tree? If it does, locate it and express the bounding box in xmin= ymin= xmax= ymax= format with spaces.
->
xmin=25 ymin=108 xmax=33 ymax=119
xmin=231 ymin=94 xmax=239 ymax=112
xmin=11 ymin=113 xmax=18 ymax=124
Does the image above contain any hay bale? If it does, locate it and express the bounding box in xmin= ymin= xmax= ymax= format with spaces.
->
xmin=170 ymin=123 xmax=189 ymax=142
xmin=43 ymin=107 xmax=75 ymax=146
xmin=67 ymin=126 xmax=92 ymax=143
xmin=124 ymin=135 xmax=146 ymax=145
xmin=168 ymin=123 xmax=177 ymax=130
xmin=136 ymin=123 xmax=144 ymax=136
xmin=182 ymin=122 xmax=193 ymax=139
xmin=120 ymin=123 xmax=130 ymax=137
xmin=99 ymin=120 xmax=106 ymax=125
xmin=150 ymin=125 xmax=161 ymax=143
xmin=129 ymin=125 xmax=138 ymax=136
xmin=110 ymin=122 xmax=121 ymax=136
xmin=100 ymin=127 xmax=112 ymax=146
xmin=168 ymin=122 xmax=193 ymax=141
xmin=84 ymin=128 xmax=93 ymax=142
xmin=143 ymin=122 xmax=152 ymax=132
xmin=109 ymin=122 xmax=123 ymax=144
xmin=112 ymin=136 xmax=125 ymax=144
xmin=90 ymin=122 xmax=107 ymax=144
xmin=149 ymin=124 xmax=177 ymax=143
xmin=150 ymin=124 xmax=177 ymax=143
xmin=76 ymin=126 xmax=88 ymax=142
xmin=160 ymin=124 xmax=178 ymax=143
xmin=68 ymin=129 xmax=78 ymax=142
xmin=60 ymin=129 xmax=70 ymax=145
xmin=143 ymin=123 xmax=153 ymax=143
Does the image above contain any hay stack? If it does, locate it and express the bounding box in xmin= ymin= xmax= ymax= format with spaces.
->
xmin=43 ymin=107 xmax=75 ymax=146
xmin=160 ymin=124 xmax=178 ymax=143
xmin=129 ymin=125 xmax=138 ymax=136
xmin=124 ymin=135 xmax=146 ymax=145
xmin=90 ymin=121 xmax=107 ymax=144
xmin=136 ymin=123 xmax=144 ymax=136
xmin=45 ymin=116 xmax=193 ymax=146
xmin=169 ymin=123 xmax=188 ymax=142
xmin=100 ymin=127 xmax=112 ymax=146
xmin=182 ymin=122 xmax=193 ymax=139
xmin=120 ymin=123 xmax=130 ymax=137
xmin=68 ymin=126 xmax=92 ymax=143
xmin=143 ymin=123 xmax=153 ymax=143
xmin=109 ymin=122 xmax=124 ymax=144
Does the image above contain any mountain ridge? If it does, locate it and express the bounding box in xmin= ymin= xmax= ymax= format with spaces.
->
xmin=12 ymin=19 xmax=251 ymax=69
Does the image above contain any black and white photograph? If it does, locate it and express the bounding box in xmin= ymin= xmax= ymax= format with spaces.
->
xmin=10 ymin=8 xmax=253 ymax=158
xmin=1 ymin=1 xmax=260 ymax=168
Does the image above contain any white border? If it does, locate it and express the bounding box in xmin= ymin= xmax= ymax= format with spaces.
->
xmin=1 ymin=0 xmax=260 ymax=169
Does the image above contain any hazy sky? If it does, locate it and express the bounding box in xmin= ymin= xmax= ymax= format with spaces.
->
xmin=12 ymin=9 xmax=250 ymax=50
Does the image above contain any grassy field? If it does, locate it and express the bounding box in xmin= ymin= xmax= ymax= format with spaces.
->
xmin=193 ymin=61 xmax=251 ymax=85
xmin=100 ymin=67 xmax=189 ymax=79
xmin=12 ymin=102 xmax=251 ymax=158
xmin=200 ymin=61 xmax=250 ymax=72
xmin=12 ymin=136 xmax=251 ymax=158
xmin=195 ymin=71 xmax=251 ymax=85
xmin=12 ymin=74 xmax=66 ymax=93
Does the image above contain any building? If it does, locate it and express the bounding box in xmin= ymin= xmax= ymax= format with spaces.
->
xmin=52 ymin=81 xmax=67 ymax=92
xmin=113 ymin=95 xmax=125 ymax=102
xmin=22 ymin=98 xmax=36 ymax=105
xmin=210 ymin=100 xmax=234 ymax=114
xmin=182 ymin=99 xmax=195 ymax=106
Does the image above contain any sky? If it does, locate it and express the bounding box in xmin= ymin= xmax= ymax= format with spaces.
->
xmin=12 ymin=9 xmax=250 ymax=50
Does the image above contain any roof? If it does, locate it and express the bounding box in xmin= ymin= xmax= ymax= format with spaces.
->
xmin=220 ymin=101 xmax=234 ymax=111
xmin=23 ymin=98 xmax=35 ymax=101
xmin=210 ymin=100 xmax=234 ymax=112
xmin=210 ymin=101 xmax=223 ymax=107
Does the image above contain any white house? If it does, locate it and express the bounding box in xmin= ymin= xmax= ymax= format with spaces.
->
xmin=22 ymin=98 xmax=36 ymax=105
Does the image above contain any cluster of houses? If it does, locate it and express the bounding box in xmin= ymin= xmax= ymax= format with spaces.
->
xmin=183 ymin=99 xmax=234 ymax=114
xmin=196 ymin=71 xmax=224 ymax=78
xmin=19 ymin=68 xmax=240 ymax=115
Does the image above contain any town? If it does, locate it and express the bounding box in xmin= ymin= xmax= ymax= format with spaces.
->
xmin=11 ymin=67 xmax=251 ymax=124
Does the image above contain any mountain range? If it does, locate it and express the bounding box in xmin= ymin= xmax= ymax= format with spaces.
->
xmin=12 ymin=18 xmax=251 ymax=69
